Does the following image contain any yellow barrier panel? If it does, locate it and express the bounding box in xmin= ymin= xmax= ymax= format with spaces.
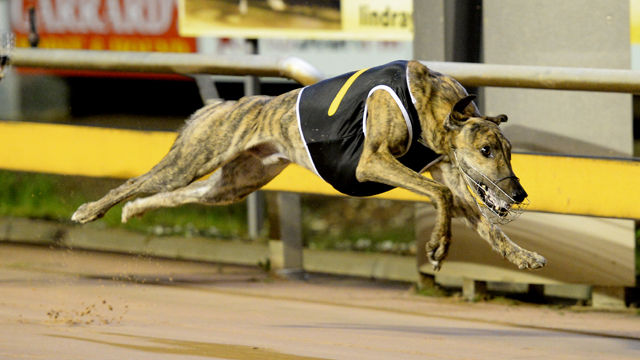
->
xmin=1 ymin=121 xmax=639 ymax=219
xmin=0 ymin=121 xmax=177 ymax=178
xmin=511 ymin=154 xmax=640 ymax=220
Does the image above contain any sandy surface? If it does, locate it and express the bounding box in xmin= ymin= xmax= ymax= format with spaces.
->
xmin=0 ymin=243 xmax=638 ymax=359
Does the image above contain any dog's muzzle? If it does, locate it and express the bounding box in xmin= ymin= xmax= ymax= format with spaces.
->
xmin=453 ymin=151 xmax=529 ymax=225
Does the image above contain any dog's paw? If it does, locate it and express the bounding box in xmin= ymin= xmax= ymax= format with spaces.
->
xmin=71 ymin=203 xmax=103 ymax=224
xmin=511 ymin=250 xmax=547 ymax=270
xmin=121 ymin=203 xmax=132 ymax=223
xmin=121 ymin=199 xmax=150 ymax=223
xmin=121 ymin=201 xmax=139 ymax=223
xmin=426 ymin=237 xmax=450 ymax=271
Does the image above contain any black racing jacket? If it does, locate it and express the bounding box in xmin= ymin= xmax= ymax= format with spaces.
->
xmin=296 ymin=60 xmax=440 ymax=197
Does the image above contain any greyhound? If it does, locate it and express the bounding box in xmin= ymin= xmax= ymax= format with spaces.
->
xmin=72 ymin=60 xmax=546 ymax=271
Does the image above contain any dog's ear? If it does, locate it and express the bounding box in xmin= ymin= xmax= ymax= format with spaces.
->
xmin=444 ymin=95 xmax=476 ymax=131
xmin=483 ymin=114 xmax=508 ymax=125
xmin=452 ymin=94 xmax=476 ymax=115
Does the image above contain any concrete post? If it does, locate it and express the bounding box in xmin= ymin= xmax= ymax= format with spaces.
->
xmin=412 ymin=0 xmax=447 ymax=62
xmin=592 ymin=286 xmax=627 ymax=309
xmin=462 ymin=278 xmax=488 ymax=301
xmin=413 ymin=0 xmax=482 ymax=289
xmin=269 ymin=192 xmax=305 ymax=279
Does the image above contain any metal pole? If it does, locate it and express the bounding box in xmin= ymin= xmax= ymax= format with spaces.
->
xmin=422 ymin=60 xmax=640 ymax=94
xmin=13 ymin=48 xmax=640 ymax=94
xmin=244 ymin=39 xmax=261 ymax=95
xmin=245 ymin=39 xmax=265 ymax=240
xmin=11 ymin=48 xmax=324 ymax=86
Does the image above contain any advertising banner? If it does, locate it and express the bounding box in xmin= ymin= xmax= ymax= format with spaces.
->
xmin=11 ymin=0 xmax=196 ymax=52
xmin=178 ymin=0 xmax=413 ymax=41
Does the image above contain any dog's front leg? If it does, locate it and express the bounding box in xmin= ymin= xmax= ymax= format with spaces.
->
xmin=432 ymin=161 xmax=547 ymax=270
xmin=357 ymin=151 xmax=452 ymax=269
xmin=356 ymin=91 xmax=453 ymax=270
xmin=473 ymin=216 xmax=546 ymax=269
xmin=454 ymin=209 xmax=546 ymax=269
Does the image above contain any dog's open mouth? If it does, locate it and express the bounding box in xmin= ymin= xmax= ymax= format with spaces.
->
xmin=453 ymin=152 xmax=529 ymax=225
xmin=476 ymin=182 xmax=511 ymax=217
xmin=465 ymin=175 xmax=529 ymax=224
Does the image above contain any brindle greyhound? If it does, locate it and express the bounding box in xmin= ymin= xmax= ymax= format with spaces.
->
xmin=72 ymin=60 xmax=546 ymax=271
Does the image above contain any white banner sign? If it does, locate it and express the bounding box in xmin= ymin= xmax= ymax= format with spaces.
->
xmin=179 ymin=0 xmax=413 ymax=41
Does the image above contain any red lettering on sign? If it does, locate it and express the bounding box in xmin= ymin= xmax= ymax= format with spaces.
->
xmin=11 ymin=0 xmax=196 ymax=52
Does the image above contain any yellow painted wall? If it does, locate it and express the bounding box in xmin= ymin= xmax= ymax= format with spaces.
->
xmin=1 ymin=121 xmax=638 ymax=219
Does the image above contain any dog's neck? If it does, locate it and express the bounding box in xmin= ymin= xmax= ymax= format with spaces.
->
xmin=407 ymin=61 xmax=457 ymax=156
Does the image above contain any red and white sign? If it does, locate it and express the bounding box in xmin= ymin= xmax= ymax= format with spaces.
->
xmin=11 ymin=0 xmax=196 ymax=52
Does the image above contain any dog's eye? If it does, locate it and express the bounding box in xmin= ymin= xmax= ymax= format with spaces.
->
xmin=480 ymin=146 xmax=492 ymax=157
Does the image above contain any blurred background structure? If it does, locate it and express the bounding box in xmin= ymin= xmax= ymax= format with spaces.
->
xmin=414 ymin=0 xmax=636 ymax=306
xmin=0 ymin=0 xmax=638 ymax=308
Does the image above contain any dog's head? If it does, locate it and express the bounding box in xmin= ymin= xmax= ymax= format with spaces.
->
xmin=444 ymin=95 xmax=529 ymax=223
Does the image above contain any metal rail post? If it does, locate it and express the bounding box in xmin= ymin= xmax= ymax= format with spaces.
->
xmin=242 ymin=40 xmax=304 ymax=279
xmin=244 ymin=39 xmax=266 ymax=240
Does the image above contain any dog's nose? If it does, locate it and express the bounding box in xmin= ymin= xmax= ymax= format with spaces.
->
xmin=511 ymin=187 xmax=528 ymax=203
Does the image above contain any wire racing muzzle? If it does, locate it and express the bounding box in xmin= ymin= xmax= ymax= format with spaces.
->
xmin=453 ymin=151 xmax=529 ymax=225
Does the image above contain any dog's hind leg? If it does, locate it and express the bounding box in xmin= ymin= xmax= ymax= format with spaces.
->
xmin=72 ymin=99 xmax=268 ymax=224
xmin=71 ymin=155 xmax=210 ymax=224
xmin=121 ymin=148 xmax=290 ymax=222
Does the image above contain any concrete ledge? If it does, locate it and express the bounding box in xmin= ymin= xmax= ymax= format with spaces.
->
xmin=0 ymin=217 xmax=415 ymax=281
xmin=303 ymin=249 xmax=417 ymax=282
xmin=65 ymin=227 xmax=149 ymax=253
xmin=0 ymin=216 xmax=632 ymax=305
xmin=146 ymin=235 xmax=269 ymax=266
xmin=592 ymin=286 xmax=627 ymax=309
xmin=0 ymin=217 xmax=63 ymax=244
